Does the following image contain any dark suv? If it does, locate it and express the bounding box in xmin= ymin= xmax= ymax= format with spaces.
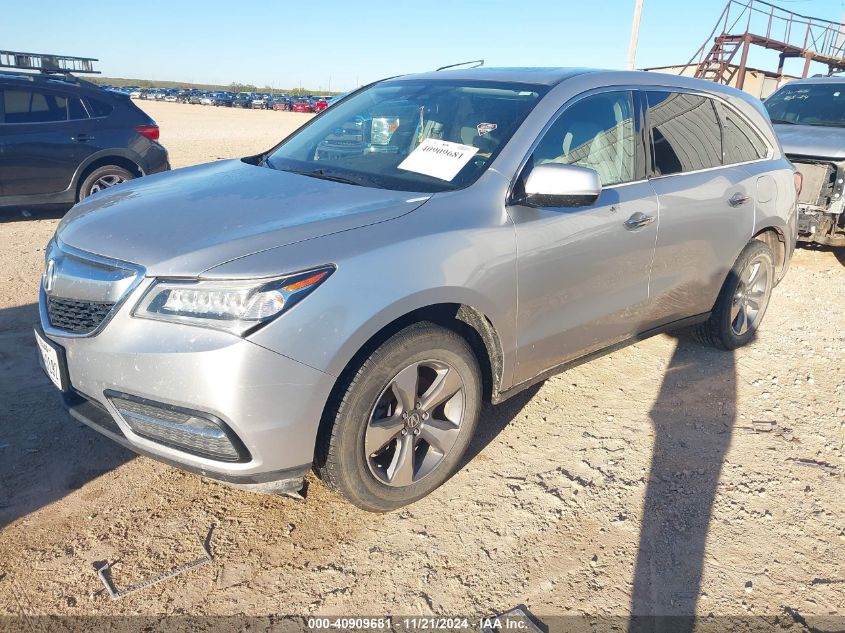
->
xmin=0 ymin=72 xmax=169 ymax=210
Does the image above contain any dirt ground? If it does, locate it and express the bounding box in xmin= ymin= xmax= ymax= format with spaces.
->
xmin=0 ymin=100 xmax=843 ymax=629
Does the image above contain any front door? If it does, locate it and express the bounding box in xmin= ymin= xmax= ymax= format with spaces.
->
xmin=508 ymin=90 xmax=659 ymax=385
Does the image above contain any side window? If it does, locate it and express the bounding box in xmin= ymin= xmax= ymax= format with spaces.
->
xmin=68 ymin=97 xmax=89 ymax=121
xmin=646 ymin=92 xmax=722 ymax=176
xmin=718 ymin=103 xmax=767 ymax=164
xmin=86 ymin=98 xmax=113 ymax=118
xmin=531 ymin=91 xmax=636 ymax=187
xmin=3 ymin=89 xmax=69 ymax=124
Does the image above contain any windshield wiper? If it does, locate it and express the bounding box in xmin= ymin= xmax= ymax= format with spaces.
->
xmin=770 ymin=118 xmax=796 ymax=125
xmin=284 ymin=168 xmax=383 ymax=188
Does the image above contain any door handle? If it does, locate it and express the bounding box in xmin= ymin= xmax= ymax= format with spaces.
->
xmin=624 ymin=212 xmax=655 ymax=230
xmin=72 ymin=133 xmax=94 ymax=142
xmin=728 ymin=193 xmax=750 ymax=207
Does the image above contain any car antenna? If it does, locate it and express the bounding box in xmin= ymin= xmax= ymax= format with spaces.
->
xmin=435 ymin=59 xmax=484 ymax=71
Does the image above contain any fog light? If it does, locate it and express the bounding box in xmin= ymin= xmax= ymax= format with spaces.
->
xmin=107 ymin=392 xmax=248 ymax=462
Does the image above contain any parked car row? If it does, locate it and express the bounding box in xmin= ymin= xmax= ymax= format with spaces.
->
xmin=118 ymin=86 xmax=338 ymax=112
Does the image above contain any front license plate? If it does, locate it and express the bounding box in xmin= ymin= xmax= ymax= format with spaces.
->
xmin=34 ymin=328 xmax=67 ymax=391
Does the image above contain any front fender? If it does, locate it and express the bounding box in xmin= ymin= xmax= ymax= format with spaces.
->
xmin=209 ymin=187 xmax=519 ymax=390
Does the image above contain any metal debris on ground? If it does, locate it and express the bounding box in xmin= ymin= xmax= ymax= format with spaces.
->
xmin=787 ymin=457 xmax=837 ymax=471
xmin=95 ymin=527 xmax=214 ymax=600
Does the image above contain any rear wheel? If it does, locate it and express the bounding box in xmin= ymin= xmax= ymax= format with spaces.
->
xmin=316 ymin=323 xmax=481 ymax=512
xmin=694 ymin=240 xmax=774 ymax=350
xmin=78 ymin=165 xmax=134 ymax=201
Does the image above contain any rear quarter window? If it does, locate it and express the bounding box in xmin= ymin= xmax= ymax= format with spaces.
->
xmin=86 ymin=98 xmax=114 ymax=117
xmin=718 ymin=102 xmax=767 ymax=164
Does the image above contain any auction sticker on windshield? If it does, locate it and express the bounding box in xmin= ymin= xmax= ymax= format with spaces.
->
xmin=398 ymin=138 xmax=479 ymax=181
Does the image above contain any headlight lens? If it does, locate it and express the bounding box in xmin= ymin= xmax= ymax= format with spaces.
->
xmin=133 ymin=266 xmax=334 ymax=335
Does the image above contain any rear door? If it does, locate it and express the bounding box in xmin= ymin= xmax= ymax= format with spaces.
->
xmin=0 ymin=87 xmax=96 ymax=197
xmin=509 ymin=90 xmax=659 ymax=385
xmin=643 ymin=90 xmax=758 ymax=327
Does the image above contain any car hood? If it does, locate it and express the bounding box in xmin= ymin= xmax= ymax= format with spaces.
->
xmin=57 ymin=159 xmax=430 ymax=277
xmin=774 ymin=123 xmax=845 ymax=160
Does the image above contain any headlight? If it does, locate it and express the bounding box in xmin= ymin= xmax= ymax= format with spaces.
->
xmin=133 ymin=265 xmax=334 ymax=335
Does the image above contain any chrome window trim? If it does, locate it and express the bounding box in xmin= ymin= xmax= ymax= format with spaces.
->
xmin=506 ymin=84 xmax=776 ymax=204
xmin=39 ymin=237 xmax=146 ymax=339
xmin=641 ymin=87 xmax=775 ymax=180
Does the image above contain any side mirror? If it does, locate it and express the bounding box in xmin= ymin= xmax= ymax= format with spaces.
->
xmin=519 ymin=163 xmax=602 ymax=208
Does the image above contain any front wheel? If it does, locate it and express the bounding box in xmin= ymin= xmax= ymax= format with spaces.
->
xmin=694 ymin=240 xmax=775 ymax=350
xmin=316 ymin=323 xmax=481 ymax=512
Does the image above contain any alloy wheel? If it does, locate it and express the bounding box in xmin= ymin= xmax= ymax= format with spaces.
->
xmin=89 ymin=174 xmax=125 ymax=195
xmin=365 ymin=360 xmax=466 ymax=487
xmin=730 ymin=253 xmax=770 ymax=336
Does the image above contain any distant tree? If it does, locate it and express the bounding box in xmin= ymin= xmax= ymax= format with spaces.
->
xmin=229 ymin=82 xmax=257 ymax=93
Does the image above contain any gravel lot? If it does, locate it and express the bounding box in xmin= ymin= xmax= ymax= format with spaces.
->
xmin=0 ymin=100 xmax=843 ymax=628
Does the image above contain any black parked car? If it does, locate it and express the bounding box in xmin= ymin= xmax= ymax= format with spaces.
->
xmin=0 ymin=71 xmax=170 ymax=210
xmin=232 ymin=92 xmax=254 ymax=108
xmin=213 ymin=92 xmax=234 ymax=107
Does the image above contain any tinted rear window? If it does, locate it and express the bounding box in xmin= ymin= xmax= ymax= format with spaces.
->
xmin=646 ymin=91 xmax=722 ymax=176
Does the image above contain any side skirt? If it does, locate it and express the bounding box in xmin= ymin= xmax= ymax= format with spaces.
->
xmin=494 ymin=312 xmax=711 ymax=404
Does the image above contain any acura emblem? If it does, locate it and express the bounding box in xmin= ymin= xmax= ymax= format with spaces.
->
xmin=44 ymin=259 xmax=56 ymax=293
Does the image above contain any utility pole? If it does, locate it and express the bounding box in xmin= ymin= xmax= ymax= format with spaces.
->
xmin=627 ymin=0 xmax=644 ymax=70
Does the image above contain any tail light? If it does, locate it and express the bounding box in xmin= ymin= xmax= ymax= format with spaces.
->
xmin=134 ymin=124 xmax=160 ymax=141
xmin=793 ymin=170 xmax=803 ymax=195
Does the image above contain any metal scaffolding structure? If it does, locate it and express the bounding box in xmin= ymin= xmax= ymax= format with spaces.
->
xmin=684 ymin=0 xmax=845 ymax=89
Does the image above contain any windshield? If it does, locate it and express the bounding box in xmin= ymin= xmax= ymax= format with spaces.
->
xmin=265 ymin=79 xmax=548 ymax=192
xmin=765 ymin=83 xmax=845 ymax=127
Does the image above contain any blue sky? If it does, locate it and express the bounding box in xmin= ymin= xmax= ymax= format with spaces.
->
xmin=2 ymin=0 xmax=845 ymax=90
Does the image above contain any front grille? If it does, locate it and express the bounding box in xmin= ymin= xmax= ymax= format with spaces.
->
xmin=47 ymin=297 xmax=115 ymax=334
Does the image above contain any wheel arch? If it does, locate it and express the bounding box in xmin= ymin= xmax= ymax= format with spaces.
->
xmin=73 ymin=152 xmax=144 ymax=201
xmin=752 ymin=225 xmax=787 ymax=281
xmin=322 ymin=302 xmax=505 ymax=416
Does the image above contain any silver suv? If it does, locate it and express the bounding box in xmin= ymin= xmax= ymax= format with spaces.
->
xmin=36 ymin=69 xmax=798 ymax=512
xmin=764 ymin=77 xmax=845 ymax=246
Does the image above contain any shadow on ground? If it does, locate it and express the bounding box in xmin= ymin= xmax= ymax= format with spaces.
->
xmin=0 ymin=207 xmax=69 ymax=224
xmin=0 ymin=302 xmax=133 ymax=530
xmin=629 ymin=335 xmax=737 ymax=632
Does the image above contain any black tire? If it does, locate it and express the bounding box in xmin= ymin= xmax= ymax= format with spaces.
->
xmin=78 ymin=166 xmax=134 ymax=201
xmin=693 ymin=240 xmax=775 ymax=350
xmin=316 ymin=322 xmax=482 ymax=512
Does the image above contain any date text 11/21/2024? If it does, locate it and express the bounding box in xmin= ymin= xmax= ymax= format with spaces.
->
xmin=306 ymin=614 xmax=541 ymax=631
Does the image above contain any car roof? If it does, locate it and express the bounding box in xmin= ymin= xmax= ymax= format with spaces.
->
xmin=391 ymin=67 xmax=595 ymax=86
xmin=778 ymin=75 xmax=845 ymax=85
xmin=390 ymin=67 xmax=756 ymax=96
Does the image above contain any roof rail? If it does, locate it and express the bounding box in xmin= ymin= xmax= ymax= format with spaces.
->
xmin=435 ymin=59 xmax=484 ymax=71
xmin=0 ymin=50 xmax=99 ymax=74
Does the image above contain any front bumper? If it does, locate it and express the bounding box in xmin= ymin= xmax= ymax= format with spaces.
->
xmin=39 ymin=279 xmax=336 ymax=492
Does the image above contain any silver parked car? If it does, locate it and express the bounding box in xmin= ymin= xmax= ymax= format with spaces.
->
xmin=765 ymin=76 xmax=845 ymax=247
xmin=35 ymin=68 xmax=798 ymax=512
